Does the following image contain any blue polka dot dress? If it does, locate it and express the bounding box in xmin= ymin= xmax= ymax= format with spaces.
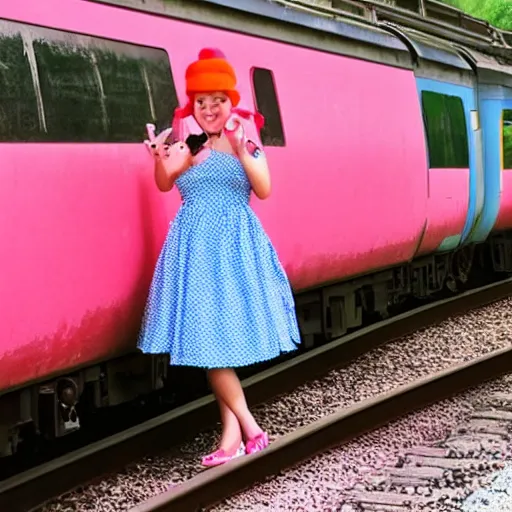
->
xmin=137 ymin=149 xmax=301 ymax=368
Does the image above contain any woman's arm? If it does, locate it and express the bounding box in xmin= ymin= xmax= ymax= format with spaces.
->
xmin=153 ymin=157 xmax=174 ymax=192
xmin=153 ymin=152 xmax=179 ymax=192
xmin=224 ymin=116 xmax=271 ymax=200
xmin=238 ymin=145 xmax=271 ymax=200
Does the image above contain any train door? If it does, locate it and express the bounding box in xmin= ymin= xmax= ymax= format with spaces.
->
xmin=384 ymin=27 xmax=478 ymax=255
xmin=461 ymin=49 xmax=512 ymax=246
xmin=495 ymin=95 xmax=512 ymax=229
xmin=416 ymin=78 xmax=479 ymax=252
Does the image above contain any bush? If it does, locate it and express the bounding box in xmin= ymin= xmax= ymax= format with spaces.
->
xmin=441 ymin=0 xmax=512 ymax=31
xmin=503 ymin=124 xmax=512 ymax=170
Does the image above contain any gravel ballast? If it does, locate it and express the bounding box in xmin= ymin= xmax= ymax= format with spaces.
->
xmin=38 ymin=297 xmax=512 ymax=511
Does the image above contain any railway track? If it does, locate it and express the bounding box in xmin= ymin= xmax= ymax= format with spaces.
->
xmin=342 ymin=388 xmax=512 ymax=511
xmin=2 ymin=278 xmax=512 ymax=512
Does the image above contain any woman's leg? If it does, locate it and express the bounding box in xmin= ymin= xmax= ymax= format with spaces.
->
xmin=208 ymin=368 xmax=263 ymax=440
xmin=216 ymin=396 xmax=242 ymax=454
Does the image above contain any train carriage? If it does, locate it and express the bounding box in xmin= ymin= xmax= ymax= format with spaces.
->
xmin=0 ymin=0 xmax=511 ymax=458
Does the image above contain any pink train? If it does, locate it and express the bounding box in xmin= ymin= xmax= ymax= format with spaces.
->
xmin=1 ymin=0 xmax=512 ymax=455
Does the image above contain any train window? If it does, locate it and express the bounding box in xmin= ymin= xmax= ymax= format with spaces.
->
xmin=34 ymin=40 xmax=106 ymax=141
xmin=503 ymin=110 xmax=512 ymax=170
xmin=251 ymin=68 xmax=285 ymax=146
xmin=421 ymin=91 xmax=469 ymax=168
xmin=0 ymin=19 xmax=178 ymax=142
xmin=0 ymin=31 xmax=41 ymax=141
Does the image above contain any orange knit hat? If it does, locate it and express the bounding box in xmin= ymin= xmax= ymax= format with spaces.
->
xmin=185 ymin=48 xmax=240 ymax=107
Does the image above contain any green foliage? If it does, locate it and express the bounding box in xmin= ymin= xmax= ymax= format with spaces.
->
xmin=504 ymin=124 xmax=512 ymax=170
xmin=441 ymin=0 xmax=512 ymax=31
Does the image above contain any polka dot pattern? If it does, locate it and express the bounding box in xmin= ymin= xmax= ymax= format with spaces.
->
xmin=137 ymin=150 xmax=300 ymax=368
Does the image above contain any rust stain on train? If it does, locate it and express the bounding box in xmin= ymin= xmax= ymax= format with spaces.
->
xmin=0 ymin=299 xmax=145 ymax=394
xmin=287 ymin=239 xmax=418 ymax=291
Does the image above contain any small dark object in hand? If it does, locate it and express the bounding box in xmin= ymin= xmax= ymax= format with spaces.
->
xmin=186 ymin=133 xmax=208 ymax=156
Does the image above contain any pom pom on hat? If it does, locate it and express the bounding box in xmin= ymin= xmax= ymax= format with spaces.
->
xmin=197 ymin=48 xmax=226 ymax=60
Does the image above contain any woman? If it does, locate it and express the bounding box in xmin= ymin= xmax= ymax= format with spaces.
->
xmin=138 ymin=48 xmax=300 ymax=467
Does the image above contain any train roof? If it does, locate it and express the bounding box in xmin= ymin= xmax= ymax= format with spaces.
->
xmin=86 ymin=0 xmax=512 ymax=68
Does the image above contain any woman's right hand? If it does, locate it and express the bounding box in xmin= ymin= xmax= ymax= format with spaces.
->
xmin=163 ymin=141 xmax=193 ymax=177
xmin=144 ymin=125 xmax=192 ymax=178
xmin=145 ymin=125 xmax=192 ymax=191
xmin=145 ymin=125 xmax=173 ymax=161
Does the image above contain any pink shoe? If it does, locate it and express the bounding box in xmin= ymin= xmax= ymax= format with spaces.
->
xmin=201 ymin=442 xmax=245 ymax=467
xmin=245 ymin=432 xmax=269 ymax=455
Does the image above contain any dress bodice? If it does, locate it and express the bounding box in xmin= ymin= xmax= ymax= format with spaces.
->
xmin=175 ymin=150 xmax=251 ymax=208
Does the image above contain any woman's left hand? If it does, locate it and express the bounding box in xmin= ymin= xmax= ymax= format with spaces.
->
xmin=224 ymin=115 xmax=246 ymax=156
xmin=224 ymin=114 xmax=270 ymax=199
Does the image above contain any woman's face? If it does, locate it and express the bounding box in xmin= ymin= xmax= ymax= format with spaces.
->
xmin=193 ymin=91 xmax=232 ymax=134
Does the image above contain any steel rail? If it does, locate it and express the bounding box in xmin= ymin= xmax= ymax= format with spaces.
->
xmin=1 ymin=277 xmax=512 ymax=512
xmin=129 ymin=344 xmax=512 ymax=512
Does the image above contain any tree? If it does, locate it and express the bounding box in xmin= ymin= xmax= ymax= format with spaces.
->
xmin=441 ymin=0 xmax=512 ymax=31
